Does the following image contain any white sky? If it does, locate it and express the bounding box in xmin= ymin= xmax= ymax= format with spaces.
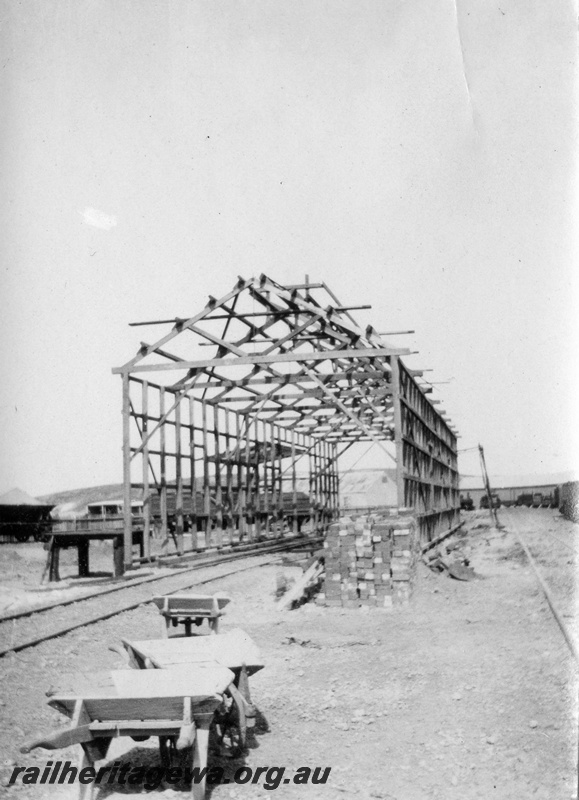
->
xmin=0 ymin=0 xmax=577 ymax=496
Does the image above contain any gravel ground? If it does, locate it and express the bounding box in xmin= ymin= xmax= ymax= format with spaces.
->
xmin=0 ymin=508 xmax=577 ymax=800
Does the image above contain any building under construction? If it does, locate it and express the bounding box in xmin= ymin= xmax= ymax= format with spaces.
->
xmin=113 ymin=275 xmax=460 ymax=570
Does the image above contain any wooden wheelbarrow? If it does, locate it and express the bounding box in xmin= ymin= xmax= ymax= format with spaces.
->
xmin=152 ymin=593 xmax=231 ymax=637
xmin=20 ymin=666 xmax=234 ymax=800
xmin=115 ymin=628 xmax=264 ymax=757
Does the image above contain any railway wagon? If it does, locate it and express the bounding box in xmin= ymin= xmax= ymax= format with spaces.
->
xmin=147 ymin=488 xmax=314 ymax=536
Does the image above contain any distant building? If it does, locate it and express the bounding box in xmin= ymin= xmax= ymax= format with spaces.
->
xmin=0 ymin=488 xmax=54 ymax=542
xmin=339 ymin=469 xmax=398 ymax=510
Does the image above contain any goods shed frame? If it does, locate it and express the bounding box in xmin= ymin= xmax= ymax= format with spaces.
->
xmin=113 ymin=275 xmax=459 ymax=570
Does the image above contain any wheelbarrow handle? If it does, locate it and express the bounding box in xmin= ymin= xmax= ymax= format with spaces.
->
xmin=21 ymin=725 xmax=93 ymax=753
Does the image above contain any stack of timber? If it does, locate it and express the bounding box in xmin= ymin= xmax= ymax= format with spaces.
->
xmin=559 ymin=481 xmax=579 ymax=523
xmin=320 ymin=511 xmax=419 ymax=608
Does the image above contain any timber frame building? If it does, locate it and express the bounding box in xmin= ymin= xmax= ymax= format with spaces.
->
xmin=113 ymin=275 xmax=460 ymax=570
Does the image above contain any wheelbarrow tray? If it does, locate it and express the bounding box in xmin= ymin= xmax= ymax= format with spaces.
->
xmin=122 ymin=627 xmax=264 ymax=676
xmin=21 ymin=667 xmax=235 ymax=800
xmin=30 ymin=665 xmax=233 ymax=740
xmin=152 ymin=593 xmax=231 ymax=615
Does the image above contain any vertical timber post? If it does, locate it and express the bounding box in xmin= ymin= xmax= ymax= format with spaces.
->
xmin=175 ymin=398 xmax=184 ymax=555
xmin=333 ymin=442 xmax=339 ymax=516
xmin=122 ymin=373 xmax=131 ymax=572
xmin=159 ymin=387 xmax=168 ymax=551
xmin=236 ymin=412 xmax=245 ymax=541
xmin=291 ymin=428 xmax=298 ymax=535
xmin=391 ymin=356 xmax=405 ymax=511
xmin=189 ymin=396 xmax=198 ymax=550
xmin=202 ymin=401 xmax=210 ymax=548
xmin=214 ymin=405 xmax=223 ymax=548
xmin=142 ymin=380 xmax=151 ymax=560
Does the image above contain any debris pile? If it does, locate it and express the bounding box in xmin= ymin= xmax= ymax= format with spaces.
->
xmin=276 ymin=554 xmax=325 ymax=610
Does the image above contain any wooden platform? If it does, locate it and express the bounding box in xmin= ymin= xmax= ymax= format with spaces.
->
xmin=43 ymin=530 xmax=144 ymax=581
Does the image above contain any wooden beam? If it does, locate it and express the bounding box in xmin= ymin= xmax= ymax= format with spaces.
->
xmin=120 ymin=278 xmax=251 ymax=369
xmin=172 ymin=370 xmax=396 ymax=390
xmin=302 ymin=366 xmax=396 ymax=464
xmin=113 ymin=347 xmax=410 ymax=375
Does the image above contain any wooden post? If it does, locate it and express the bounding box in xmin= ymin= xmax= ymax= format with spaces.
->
xmin=278 ymin=425 xmax=286 ymax=537
xmin=323 ymin=439 xmax=330 ymax=525
xmin=333 ymin=443 xmax=340 ymax=515
xmin=175 ymin=399 xmax=184 ymax=555
xmin=159 ymin=387 xmax=168 ymax=552
xmin=225 ymin=410 xmax=234 ymax=544
xmin=189 ymin=397 xmax=198 ymax=550
xmin=214 ymin=405 xmax=223 ymax=548
xmin=270 ymin=420 xmax=279 ymax=536
xmin=202 ymin=401 xmax=210 ymax=548
xmin=391 ymin=356 xmax=405 ymax=510
xmin=122 ymin=373 xmax=131 ymax=571
xmin=253 ymin=416 xmax=261 ymax=540
xmin=78 ymin=539 xmax=90 ymax=577
xmin=236 ymin=411 xmax=245 ymax=541
xmin=262 ymin=418 xmax=269 ymax=537
xmin=142 ymin=381 xmax=151 ymax=560
xmin=308 ymin=446 xmax=315 ymax=533
xmin=50 ymin=543 xmax=61 ymax=582
xmin=113 ymin=535 xmax=124 ymax=578
xmin=291 ymin=428 xmax=298 ymax=534
xmin=315 ymin=440 xmax=321 ymax=531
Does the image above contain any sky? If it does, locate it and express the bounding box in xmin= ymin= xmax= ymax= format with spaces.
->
xmin=0 ymin=0 xmax=577 ymax=497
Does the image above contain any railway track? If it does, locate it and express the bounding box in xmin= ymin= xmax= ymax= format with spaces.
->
xmin=0 ymin=536 xmax=320 ymax=658
xmin=499 ymin=507 xmax=578 ymax=663
xmin=0 ymin=535 xmax=321 ymax=624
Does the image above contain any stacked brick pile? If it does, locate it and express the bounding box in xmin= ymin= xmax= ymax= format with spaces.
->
xmin=560 ymin=481 xmax=579 ymax=522
xmin=319 ymin=511 xmax=418 ymax=608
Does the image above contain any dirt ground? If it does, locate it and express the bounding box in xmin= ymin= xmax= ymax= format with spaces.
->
xmin=0 ymin=508 xmax=577 ymax=800
xmin=0 ymin=537 xmax=200 ymax=617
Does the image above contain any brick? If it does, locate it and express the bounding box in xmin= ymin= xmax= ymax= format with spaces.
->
xmin=373 ymin=523 xmax=389 ymax=535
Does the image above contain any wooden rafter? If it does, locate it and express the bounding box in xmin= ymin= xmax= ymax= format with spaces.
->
xmin=114 ymin=274 xmax=459 ymax=570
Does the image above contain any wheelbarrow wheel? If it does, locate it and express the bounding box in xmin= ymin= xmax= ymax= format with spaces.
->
xmin=213 ymin=684 xmax=247 ymax=758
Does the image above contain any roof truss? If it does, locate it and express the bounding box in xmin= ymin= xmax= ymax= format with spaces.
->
xmin=114 ymin=274 xmax=454 ymax=446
